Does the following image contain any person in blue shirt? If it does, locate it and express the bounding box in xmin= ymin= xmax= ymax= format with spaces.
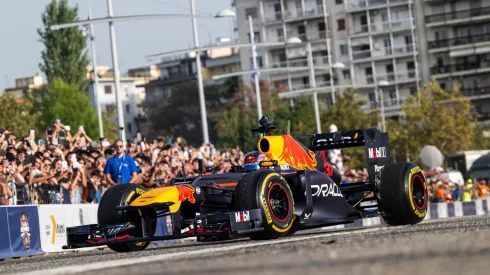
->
xmin=104 ymin=139 xmax=138 ymax=185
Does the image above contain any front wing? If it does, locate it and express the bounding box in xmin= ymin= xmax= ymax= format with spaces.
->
xmin=63 ymin=209 xmax=263 ymax=249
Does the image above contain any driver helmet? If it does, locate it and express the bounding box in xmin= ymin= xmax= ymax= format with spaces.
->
xmin=243 ymin=151 xmax=266 ymax=172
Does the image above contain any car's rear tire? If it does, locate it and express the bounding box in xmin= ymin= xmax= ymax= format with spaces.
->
xmin=97 ymin=184 xmax=156 ymax=252
xmin=375 ymin=162 xmax=428 ymax=226
xmin=233 ymin=170 xmax=295 ymax=240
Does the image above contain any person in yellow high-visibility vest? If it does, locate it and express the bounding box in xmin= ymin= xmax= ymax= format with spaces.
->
xmin=462 ymin=179 xmax=474 ymax=202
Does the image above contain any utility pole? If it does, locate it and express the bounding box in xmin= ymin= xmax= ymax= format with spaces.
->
xmin=106 ymin=0 xmax=126 ymax=143
xmin=88 ymin=7 xmax=104 ymax=139
xmin=190 ymin=0 xmax=210 ymax=144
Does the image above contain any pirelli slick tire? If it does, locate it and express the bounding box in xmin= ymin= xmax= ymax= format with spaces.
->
xmin=233 ymin=170 xmax=295 ymax=240
xmin=97 ymin=184 xmax=156 ymax=252
xmin=375 ymin=162 xmax=428 ymax=226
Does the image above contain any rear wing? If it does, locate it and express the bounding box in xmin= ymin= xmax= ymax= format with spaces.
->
xmin=297 ymin=128 xmax=391 ymax=183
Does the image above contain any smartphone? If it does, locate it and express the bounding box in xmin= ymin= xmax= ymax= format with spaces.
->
xmin=52 ymin=138 xmax=59 ymax=145
xmin=62 ymin=161 xmax=68 ymax=168
xmin=72 ymin=162 xmax=79 ymax=170
xmin=70 ymin=154 xmax=77 ymax=163
xmin=141 ymin=142 xmax=146 ymax=151
xmin=136 ymin=133 xmax=142 ymax=141
xmin=55 ymin=119 xmax=61 ymax=124
xmin=65 ymin=125 xmax=71 ymax=131
xmin=79 ymin=126 xmax=84 ymax=131
xmin=29 ymin=129 xmax=35 ymax=137
xmin=38 ymin=139 xmax=45 ymax=146
xmin=3 ymin=160 xmax=9 ymax=169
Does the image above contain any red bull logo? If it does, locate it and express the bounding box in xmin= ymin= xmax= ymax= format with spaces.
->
xmin=176 ymin=185 xmax=196 ymax=204
xmin=278 ymin=135 xmax=317 ymax=170
xmin=245 ymin=155 xmax=255 ymax=163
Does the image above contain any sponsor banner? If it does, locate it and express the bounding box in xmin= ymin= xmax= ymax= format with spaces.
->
xmin=6 ymin=206 xmax=43 ymax=257
xmin=0 ymin=207 xmax=13 ymax=259
xmin=38 ymin=204 xmax=99 ymax=252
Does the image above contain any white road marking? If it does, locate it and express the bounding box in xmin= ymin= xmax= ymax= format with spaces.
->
xmin=14 ymin=227 xmax=383 ymax=275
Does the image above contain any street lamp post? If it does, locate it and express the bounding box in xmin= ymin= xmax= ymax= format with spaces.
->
xmin=190 ymin=0 xmax=209 ymax=144
xmin=378 ymin=80 xmax=389 ymax=132
xmin=86 ymin=7 xmax=104 ymax=139
xmin=106 ymin=0 xmax=127 ymax=143
xmin=249 ymin=15 xmax=262 ymax=120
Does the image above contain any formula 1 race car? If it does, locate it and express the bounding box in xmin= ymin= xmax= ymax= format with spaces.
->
xmin=63 ymin=116 xmax=428 ymax=252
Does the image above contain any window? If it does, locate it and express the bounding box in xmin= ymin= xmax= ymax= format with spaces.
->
xmin=104 ymin=85 xmax=112 ymax=94
xmin=369 ymin=92 xmax=377 ymax=107
xmin=250 ymin=56 xmax=264 ymax=68
xmin=407 ymin=61 xmax=415 ymax=77
xmin=126 ymin=104 xmax=130 ymax=114
xmin=277 ymin=28 xmax=284 ymax=41
xmin=105 ymin=104 xmax=114 ymax=112
xmin=340 ymin=44 xmax=348 ymax=56
xmin=409 ymin=86 xmax=417 ymax=95
xmin=343 ymin=69 xmax=351 ymax=80
xmin=127 ymin=123 xmax=132 ymax=133
xmin=337 ymin=19 xmax=346 ymax=31
xmin=335 ymin=0 xmax=343 ymax=4
xmin=245 ymin=7 xmax=258 ymax=19
xmin=247 ymin=31 xmax=261 ymax=43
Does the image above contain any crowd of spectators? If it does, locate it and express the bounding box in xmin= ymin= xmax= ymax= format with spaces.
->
xmin=0 ymin=120 xmax=488 ymax=206
xmin=0 ymin=121 xmax=245 ymax=205
xmin=425 ymin=170 xmax=490 ymax=203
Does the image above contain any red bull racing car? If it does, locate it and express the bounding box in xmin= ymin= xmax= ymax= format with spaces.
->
xmin=63 ymin=116 xmax=428 ymax=252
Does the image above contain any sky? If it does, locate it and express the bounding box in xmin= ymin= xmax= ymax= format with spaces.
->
xmin=0 ymin=0 xmax=235 ymax=92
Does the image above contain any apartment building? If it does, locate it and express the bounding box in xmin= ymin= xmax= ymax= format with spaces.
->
xmin=419 ymin=0 xmax=490 ymax=122
xmin=234 ymin=0 xmax=421 ymax=120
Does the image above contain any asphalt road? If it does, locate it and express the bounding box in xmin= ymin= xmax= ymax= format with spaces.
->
xmin=5 ymin=215 xmax=490 ymax=275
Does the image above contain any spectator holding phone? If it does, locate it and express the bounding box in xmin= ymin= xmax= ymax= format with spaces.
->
xmin=104 ymin=139 xmax=138 ymax=185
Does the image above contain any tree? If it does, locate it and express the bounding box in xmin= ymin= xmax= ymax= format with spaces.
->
xmin=0 ymin=92 xmax=40 ymax=137
xmin=38 ymin=0 xmax=89 ymax=89
xmin=214 ymin=81 xmax=290 ymax=151
xmin=388 ymin=80 xmax=478 ymax=165
xmin=145 ymin=78 xmax=238 ymax=146
xmin=38 ymin=78 xmax=111 ymax=139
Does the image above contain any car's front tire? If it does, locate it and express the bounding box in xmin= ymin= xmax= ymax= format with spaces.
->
xmin=98 ymin=184 xmax=156 ymax=252
xmin=233 ymin=170 xmax=295 ymax=240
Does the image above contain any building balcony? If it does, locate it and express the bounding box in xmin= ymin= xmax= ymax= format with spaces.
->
xmin=350 ymin=18 xmax=413 ymax=36
xmin=428 ymin=33 xmax=490 ymax=50
xmin=290 ymin=80 xmax=334 ymax=91
xmin=425 ymin=6 xmax=490 ymax=26
xmin=346 ymin=0 xmax=410 ymax=12
xmin=462 ymin=86 xmax=490 ymax=97
xmin=264 ymin=6 xmax=326 ymax=24
xmin=355 ymin=70 xmax=417 ymax=86
xmin=351 ymin=43 xmax=416 ymax=62
xmin=430 ymin=62 xmax=490 ymax=76
xmin=270 ymin=56 xmax=332 ymax=69
xmin=368 ymin=98 xmax=404 ymax=109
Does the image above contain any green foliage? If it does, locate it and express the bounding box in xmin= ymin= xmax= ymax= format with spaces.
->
xmin=38 ymin=0 xmax=89 ymax=89
xmin=101 ymin=105 xmax=120 ymax=141
xmin=145 ymin=78 xmax=238 ymax=146
xmin=38 ymin=78 xmax=102 ymax=139
xmin=388 ymin=80 xmax=478 ymax=164
xmin=0 ymin=93 xmax=40 ymax=137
